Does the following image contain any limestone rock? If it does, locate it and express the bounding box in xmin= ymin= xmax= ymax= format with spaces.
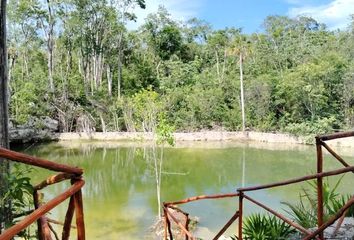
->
xmin=10 ymin=117 xmax=59 ymax=143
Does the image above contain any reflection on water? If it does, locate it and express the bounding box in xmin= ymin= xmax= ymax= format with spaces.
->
xmin=19 ymin=141 xmax=354 ymax=239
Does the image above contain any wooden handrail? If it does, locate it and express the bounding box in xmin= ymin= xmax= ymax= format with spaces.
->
xmin=0 ymin=180 xmax=85 ymax=240
xmin=0 ymin=147 xmax=83 ymax=175
xmin=164 ymin=192 xmax=239 ymax=206
xmin=73 ymin=188 xmax=85 ymax=240
xmin=320 ymin=141 xmax=353 ymax=171
xmin=237 ymin=166 xmax=354 ymax=192
xmin=164 ymin=208 xmax=173 ymax=240
xmin=243 ymin=194 xmax=319 ymax=239
xmin=317 ymin=131 xmax=354 ymax=141
xmin=34 ymin=172 xmax=75 ymax=190
xmin=164 ymin=132 xmax=354 ymax=240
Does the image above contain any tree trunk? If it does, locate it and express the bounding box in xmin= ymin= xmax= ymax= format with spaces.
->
xmin=106 ymin=65 xmax=112 ymax=97
xmin=117 ymin=32 xmax=123 ymax=99
xmin=48 ymin=40 xmax=54 ymax=92
xmin=62 ymin=50 xmax=71 ymax=102
xmin=221 ymin=49 xmax=226 ymax=81
xmin=7 ymin=54 xmax=14 ymax=103
xmin=215 ymin=50 xmax=220 ymax=83
xmin=239 ymin=53 xmax=245 ymax=133
xmin=99 ymin=112 xmax=106 ymax=133
xmin=117 ymin=49 xmax=122 ymax=99
xmin=0 ymin=0 xmax=11 ymax=232
xmin=46 ymin=0 xmax=55 ymax=93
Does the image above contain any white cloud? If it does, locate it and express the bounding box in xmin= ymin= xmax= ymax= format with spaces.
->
xmin=288 ymin=0 xmax=354 ymax=30
xmin=127 ymin=0 xmax=202 ymax=29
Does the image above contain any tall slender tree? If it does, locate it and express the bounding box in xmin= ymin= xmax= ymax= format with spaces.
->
xmin=227 ymin=34 xmax=249 ymax=133
xmin=0 ymin=0 xmax=11 ymax=233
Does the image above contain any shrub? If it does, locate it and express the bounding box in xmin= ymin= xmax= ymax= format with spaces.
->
xmin=282 ymin=116 xmax=337 ymax=144
xmin=1 ymin=164 xmax=35 ymax=238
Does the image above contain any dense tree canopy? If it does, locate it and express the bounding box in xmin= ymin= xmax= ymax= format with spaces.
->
xmin=6 ymin=1 xmax=354 ymax=136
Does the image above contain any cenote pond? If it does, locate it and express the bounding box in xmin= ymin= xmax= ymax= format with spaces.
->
xmin=17 ymin=141 xmax=354 ymax=239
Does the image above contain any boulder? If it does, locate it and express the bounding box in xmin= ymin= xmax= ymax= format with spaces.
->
xmin=10 ymin=117 xmax=59 ymax=143
xmin=41 ymin=116 xmax=58 ymax=131
xmin=289 ymin=217 xmax=354 ymax=240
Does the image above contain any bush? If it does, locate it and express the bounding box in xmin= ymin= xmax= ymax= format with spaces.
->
xmin=2 ymin=164 xmax=35 ymax=238
xmin=282 ymin=116 xmax=337 ymax=144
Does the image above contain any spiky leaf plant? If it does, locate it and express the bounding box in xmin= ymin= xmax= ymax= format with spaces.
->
xmin=242 ymin=213 xmax=296 ymax=240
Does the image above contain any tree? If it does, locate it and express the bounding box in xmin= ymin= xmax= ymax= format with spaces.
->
xmin=0 ymin=0 xmax=11 ymax=232
xmin=19 ymin=0 xmax=59 ymax=93
xmin=113 ymin=0 xmax=146 ymax=99
xmin=227 ymin=34 xmax=251 ymax=132
xmin=37 ymin=0 xmax=57 ymax=93
xmin=4 ymin=2 xmax=354 ymax=137
xmin=143 ymin=6 xmax=183 ymax=82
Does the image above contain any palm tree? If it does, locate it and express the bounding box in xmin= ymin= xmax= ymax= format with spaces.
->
xmin=226 ymin=35 xmax=250 ymax=133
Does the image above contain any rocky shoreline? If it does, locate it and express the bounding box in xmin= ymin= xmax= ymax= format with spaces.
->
xmin=9 ymin=117 xmax=59 ymax=144
xmin=57 ymin=131 xmax=354 ymax=148
xmin=9 ymin=118 xmax=354 ymax=149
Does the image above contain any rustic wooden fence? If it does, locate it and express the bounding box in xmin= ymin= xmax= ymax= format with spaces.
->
xmin=163 ymin=131 xmax=354 ymax=240
xmin=0 ymin=148 xmax=85 ymax=240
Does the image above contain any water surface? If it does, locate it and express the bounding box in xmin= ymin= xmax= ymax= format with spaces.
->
xmin=20 ymin=141 xmax=354 ymax=239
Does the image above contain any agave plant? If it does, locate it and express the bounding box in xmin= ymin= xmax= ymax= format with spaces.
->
xmin=329 ymin=194 xmax=354 ymax=217
xmin=242 ymin=213 xmax=296 ymax=240
xmin=282 ymin=192 xmax=318 ymax=229
xmin=283 ymin=176 xmax=354 ymax=229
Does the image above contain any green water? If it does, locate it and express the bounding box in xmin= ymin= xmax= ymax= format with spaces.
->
xmin=19 ymin=141 xmax=354 ymax=239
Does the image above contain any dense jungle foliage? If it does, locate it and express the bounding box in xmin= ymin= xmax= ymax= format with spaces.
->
xmin=6 ymin=0 xmax=354 ymax=134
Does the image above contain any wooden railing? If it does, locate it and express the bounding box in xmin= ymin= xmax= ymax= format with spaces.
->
xmin=163 ymin=131 xmax=354 ymax=240
xmin=0 ymin=147 xmax=85 ymax=240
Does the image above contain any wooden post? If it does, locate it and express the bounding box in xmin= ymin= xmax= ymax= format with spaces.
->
xmin=73 ymin=189 xmax=85 ymax=240
xmin=43 ymin=218 xmax=53 ymax=240
xmin=33 ymin=190 xmax=53 ymax=240
xmin=316 ymin=138 xmax=324 ymax=240
xmin=165 ymin=208 xmax=173 ymax=240
xmin=62 ymin=196 xmax=75 ymax=240
xmin=165 ymin=207 xmax=194 ymax=239
xmin=303 ymin=196 xmax=354 ymax=240
xmin=163 ymin=208 xmax=168 ymax=240
xmin=185 ymin=213 xmax=189 ymax=240
xmin=238 ymin=192 xmax=243 ymax=240
xmin=33 ymin=190 xmax=44 ymax=240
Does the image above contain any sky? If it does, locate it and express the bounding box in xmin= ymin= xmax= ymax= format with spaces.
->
xmin=130 ymin=0 xmax=354 ymax=33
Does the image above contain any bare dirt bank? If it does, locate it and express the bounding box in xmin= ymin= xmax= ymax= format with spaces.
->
xmin=58 ymin=131 xmax=354 ymax=148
